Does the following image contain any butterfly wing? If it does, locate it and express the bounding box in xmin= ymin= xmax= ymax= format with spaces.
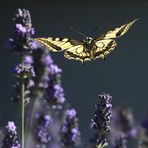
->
xmin=94 ymin=39 xmax=117 ymax=60
xmin=93 ymin=19 xmax=138 ymax=60
xmin=95 ymin=19 xmax=138 ymax=40
xmin=64 ymin=39 xmax=117 ymax=63
xmin=35 ymin=37 xmax=87 ymax=63
xmin=34 ymin=37 xmax=82 ymax=52
xmin=64 ymin=45 xmax=91 ymax=64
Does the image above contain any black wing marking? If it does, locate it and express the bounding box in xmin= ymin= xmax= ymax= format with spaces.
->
xmin=34 ymin=37 xmax=83 ymax=52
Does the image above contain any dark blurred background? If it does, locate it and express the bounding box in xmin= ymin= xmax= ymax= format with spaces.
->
xmin=0 ymin=0 xmax=148 ymax=146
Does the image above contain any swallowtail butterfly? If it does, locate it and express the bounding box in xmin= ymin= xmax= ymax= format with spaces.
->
xmin=34 ymin=19 xmax=138 ymax=64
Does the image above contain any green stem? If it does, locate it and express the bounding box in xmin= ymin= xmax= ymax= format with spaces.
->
xmin=21 ymin=65 xmax=25 ymax=148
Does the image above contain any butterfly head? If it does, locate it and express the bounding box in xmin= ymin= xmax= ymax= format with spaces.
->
xmin=84 ymin=37 xmax=93 ymax=44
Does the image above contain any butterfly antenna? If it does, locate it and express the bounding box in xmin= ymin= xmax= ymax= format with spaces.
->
xmin=89 ymin=26 xmax=98 ymax=36
xmin=70 ymin=27 xmax=86 ymax=38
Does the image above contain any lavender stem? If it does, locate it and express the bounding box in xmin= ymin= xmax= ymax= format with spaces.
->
xmin=25 ymin=96 xmax=37 ymax=146
xmin=21 ymin=62 xmax=25 ymax=148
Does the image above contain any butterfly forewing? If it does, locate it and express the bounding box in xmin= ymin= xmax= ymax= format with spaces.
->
xmin=95 ymin=19 xmax=138 ymax=41
xmin=34 ymin=37 xmax=80 ymax=52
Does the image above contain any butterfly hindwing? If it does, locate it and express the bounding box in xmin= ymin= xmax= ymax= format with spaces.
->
xmin=94 ymin=39 xmax=117 ymax=60
xmin=64 ymin=45 xmax=90 ymax=63
xmin=34 ymin=37 xmax=82 ymax=52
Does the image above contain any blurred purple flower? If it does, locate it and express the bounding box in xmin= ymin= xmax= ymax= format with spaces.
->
xmin=61 ymin=108 xmax=81 ymax=146
xmin=41 ymin=54 xmax=53 ymax=66
xmin=2 ymin=121 xmax=20 ymax=148
xmin=16 ymin=24 xmax=27 ymax=37
xmin=47 ymin=64 xmax=65 ymax=109
xmin=32 ymin=49 xmax=66 ymax=108
xmin=11 ymin=62 xmax=35 ymax=105
xmin=13 ymin=63 xmax=35 ymax=79
xmin=90 ymin=93 xmax=112 ymax=147
xmin=142 ymin=118 xmax=148 ymax=131
xmin=23 ymin=55 xmax=33 ymax=65
xmin=112 ymin=136 xmax=127 ymax=148
xmin=6 ymin=122 xmax=17 ymax=133
xmin=111 ymin=106 xmax=137 ymax=139
xmin=139 ymin=115 xmax=148 ymax=148
xmin=35 ymin=114 xmax=53 ymax=145
xmin=65 ymin=108 xmax=77 ymax=119
xmin=53 ymin=84 xmax=65 ymax=104
xmin=49 ymin=64 xmax=62 ymax=75
xmin=29 ymin=41 xmax=38 ymax=49
xmin=32 ymin=48 xmax=51 ymax=89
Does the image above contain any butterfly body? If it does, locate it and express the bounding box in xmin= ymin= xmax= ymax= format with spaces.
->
xmin=34 ymin=19 xmax=138 ymax=64
xmin=82 ymin=37 xmax=96 ymax=60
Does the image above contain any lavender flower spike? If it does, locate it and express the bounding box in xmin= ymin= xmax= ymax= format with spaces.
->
xmin=8 ymin=8 xmax=38 ymax=148
xmin=139 ymin=115 xmax=148 ymax=148
xmin=9 ymin=8 xmax=36 ymax=54
xmin=2 ymin=121 xmax=20 ymax=148
xmin=61 ymin=108 xmax=81 ymax=146
xmin=112 ymin=136 xmax=127 ymax=148
xmin=35 ymin=113 xmax=53 ymax=146
xmin=90 ymin=93 xmax=112 ymax=148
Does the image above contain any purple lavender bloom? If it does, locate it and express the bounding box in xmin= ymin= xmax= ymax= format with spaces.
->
xmin=11 ymin=78 xmax=35 ymax=105
xmin=139 ymin=115 xmax=148 ymax=148
xmin=16 ymin=23 xmax=27 ymax=37
xmin=13 ymin=63 xmax=35 ymax=79
xmin=65 ymin=108 xmax=77 ymax=119
xmin=111 ymin=106 xmax=137 ymax=139
xmin=11 ymin=62 xmax=35 ymax=104
xmin=23 ymin=55 xmax=33 ymax=65
xmin=2 ymin=121 xmax=20 ymax=148
xmin=8 ymin=9 xmax=37 ymax=54
xmin=141 ymin=118 xmax=148 ymax=131
xmin=61 ymin=108 xmax=81 ymax=146
xmin=47 ymin=64 xmax=65 ymax=109
xmin=90 ymin=93 xmax=112 ymax=148
xmin=29 ymin=41 xmax=38 ymax=50
xmin=112 ymin=136 xmax=127 ymax=148
xmin=8 ymin=9 xmax=38 ymax=106
xmin=32 ymin=47 xmax=52 ymax=89
xmin=49 ymin=64 xmax=62 ymax=75
xmin=53 ymin=84 xmax=65 ymax=104
xmin=30 ymin=46 xmax=71 ymax=147
xmin=11 ymin=82 xmax=21 ymax=102
xmin=32 ymin=46 xmax=65 ymax=108
xmin=35 ymin=114 xmax=53 ymax=145
xmin=41 ymin=54 xmax=53 ymax=66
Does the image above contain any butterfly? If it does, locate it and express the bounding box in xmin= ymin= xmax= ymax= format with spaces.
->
xmin=34 ymin=19 xmax=138 ymax=64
